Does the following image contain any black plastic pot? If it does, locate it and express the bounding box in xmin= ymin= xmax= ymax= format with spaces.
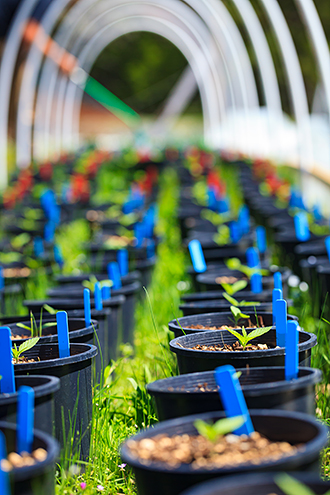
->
xmin=168 ymin=311 xmax=298 ymax=339
xmin=196 ymin=267 xmax=291 ymax=296
xmin=14 ymin=343 xmax=98 ymax=460
xmin=179 ymin=300 xmax=278 ymax=317
xmin=274 ymin=231 xmax=323 ymax=273
xmin=181 ymin=289 xmax=273 ymax=303
xmin=180 ymin=472 xmax=330 ymax=495
xmin=46 ymin=280 xmax=141 ymax=345
xmin=147 ymin=367 xmax=321 ymax=420
xmin=54 ymin=271 xmax=140 ymax=286
xmin=0 ymin=283 xmax=23 ymax=315
xmin=120 ymin=409 xmax=328 ymax=495
xmin=23 ymin=294 xmax=125 ymax=359
xmin=135 ymin=256 xmax=156 ymax=288
xmin=170 ymin=328 xmax=316 ymax=373
xmin=1 ymin=421 xmax=59 ymax=495
xmin=184 ymin=238 xmax=253 ymax=263
xmin=7 ymin=317 xmax=97 ymax=346
xmin=0 ymin=375 xmax=60 ymax=436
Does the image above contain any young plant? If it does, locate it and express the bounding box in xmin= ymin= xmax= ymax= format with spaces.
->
xmin=12 ymin=337 xmax=40 ymax=363
xmin=221 ymin=280 xmax=261 ymax=309
xmin=225 ymin=257 xmax=269 ymax=279
xmin=275 ymin=473 xmax=330 ymax=495
xmin=224 ymin=325 xmax=272 ymax=350
xmin=16 ymin=309 xmax=56 ymax=338
xmin=230 ymin=305 xmax=250 ymax=327
xmin=194 ymin=416 xmax=245 ymax=443
xmin=82 ymin=275 xmax=113 ymax=292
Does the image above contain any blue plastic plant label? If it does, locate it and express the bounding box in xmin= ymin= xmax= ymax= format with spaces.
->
xmin=188 ymin=240 xmax=207 ymax=273
xmin=294 ymin=212 xmax=310 ymax=242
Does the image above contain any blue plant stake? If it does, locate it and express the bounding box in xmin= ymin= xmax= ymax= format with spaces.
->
xmin=117 ymin=249 xmax=129 ymax=277
xmin=134 ymin=223 xmax=144 ymax=248
xmin=84 ymin=288 xmax=91 ymax=327
xmin=251 ymin=273 xmax=262 ymax=293
xmin=56 ymin=311 xmax=70 ymax=358
xmin=294 ymin=212 xmax=310 ymax=242
xmin=0 ymin=431 xmax=10 ymax=495
xmin=53 ymin=245 xmax=64 ymax=269
xmin=285 ymin=320 xmax=299 ymax=380
xmin=17 ymin=386 xmax=34 ymax=454
xmin=146 ymin=239 xmax=155 ymax=259
xmin=214 ymin=365 xmax=254 ymax=436
xmin=0 ymin=267 xmax=4 ymax=290
xmin=0 ymin=327 xmax=15 ymax=394
xmin=273 ymin=272 xmax=282 ymax=290
xmin=188 ymin=240 xmax=207 ymax=273
xmin=325 ymin=237 xmax=330 ymax=261
xmin=94 ymin=282 xmax=103 ymax=311
xmin=108 ymin=262 xmax=122 ymax=290
xmin=272 ymin=288 xmax=282 ymax=325
xmin=238 ymin=205 xmax=250 ymax=235
xmin=218 ymin=197 xmax=229 ymax=214
xmin=208 ymin=188 xmax=218 ymax=212
xmin=229 ymin=221 xmax=241 ymax=244
xmin=101 ymin=284 xmax=111 ymax=300
xmin=256 ymin=226 xmax=267 ymax=254
xmin=275 ymin=299 xmax=287 ymax=347
xmin=246 ymin=247 xmax=260 ymax=268
xmin=33 ymin=237 xmax=44 ymax=258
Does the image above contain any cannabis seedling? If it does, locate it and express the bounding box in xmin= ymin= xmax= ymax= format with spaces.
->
xmin=12 ymin=337 xmax=40 ymax=363
xmin=224 ymin=325 xmax=272 ymax=350
xmin=194 ymin=416 xmax=245 ymax=443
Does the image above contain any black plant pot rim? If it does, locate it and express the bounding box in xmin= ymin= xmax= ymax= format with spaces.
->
xmin=8 ymin=317 xmax=98 ymax=344
xmin=181 ymin=289 xmax=273 ymax=303
xmin=13 ymin=343 xmax=98 ymax=370
xmin=0 ymin=375 xmax=60 ymax=404
xmin=169 ymin=328 xmax=316 ymax=359
xmin=0 ymin=421 xmax=59 ymax=481
xmin=120 ymin=409 xmax=328 ymax=475
xmin=146 ymin=367 xmax=322 ymax=397
xmin=179 ymin=472 xmax=330 ymax=495
xmin=23 ymin=294 xmax=126 ymax=310
xmin=168 ymin=311 xmax=299 ymax=335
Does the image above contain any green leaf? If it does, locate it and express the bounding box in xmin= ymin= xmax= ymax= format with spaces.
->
xmin=242 ymin=326 xmax=247 ymax=337
xmin=230 ymin=280 xmax=248 ymax=294
xmin=224 ymin=326 xmax=245 ymax=342
xmin=17 ymin=337 xmax=40 ymax=356
xmin=225 ymin=258 xmax=242 ymax=271
xmin=194 ymin=416 xmax=245 ymax=442
xmin=42 ymin=322 xmax=57 ymax=328
xmin=127 ymin=377 xmax=138 ymax=390
xmin=43 ymin=304 xmax=58 ymax=315
xmin=230 ymin=306 xmax=243 ymax=319
xmin=16 ymin=323 xmax=32 ymax=331
xmin=223 ymin=293 xmax=239 ymax=306
xmin=245 ymin=326 xmax=273 ymax=343
xmin=274 ymin=473 xmax=316 ymax=495
xmin=239 ymin=301 xmax=261 ymax=307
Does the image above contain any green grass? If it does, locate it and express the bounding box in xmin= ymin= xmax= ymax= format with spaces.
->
xmin=56 ymin=167 xmax=189 ymax=494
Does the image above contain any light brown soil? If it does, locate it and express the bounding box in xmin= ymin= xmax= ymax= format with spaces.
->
xmin=189 ymin=341 xmax=269 ymax=352
xmin=1 ymin=448 xmax=47 ymax=471
xmin=127 ymin=431 xmax=301 ymax=469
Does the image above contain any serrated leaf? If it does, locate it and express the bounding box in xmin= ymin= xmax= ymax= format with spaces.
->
xmin=246 ymin=326 xmax=272 ymax=342
xmin=274 ymin=473 xmax=316 ymax=495
xmin=223 ymin=293 xmax=239 ymax=306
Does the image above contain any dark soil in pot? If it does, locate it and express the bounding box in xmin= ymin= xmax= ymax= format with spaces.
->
xmin=14 ymin=343 xmax=98 ymax=460
xmin=147 ymin=367 xmax=321 ymax=420
xmin=120 ymin=409 xmax=328 ymax=495
xmin=0 ymin=420 xmax=59 ymax=495
xmin=0 ymin=375 xmax=60 ymax=436
xmin=180 ymin=472 xmax=330 ymax=495
xmin=170 ymin=328 xmax=316 ymax=373
xmin=168 ymin=312 xmax=299 ymax=338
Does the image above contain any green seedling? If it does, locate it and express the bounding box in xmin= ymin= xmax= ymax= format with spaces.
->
xmin=194 ymin=415 xmax=245 ymax=443
xmin=275 ymin=473 xmax=330 ymax=495
xmin=83 ymin=275 xmax=113 ymax=292
xmin=221 ymin=280 xmax=261 ymax=309
xmin=225 ymin=257 xmax=269 ymax=279
xmin=213 ymin=224 xmax=230 ymax=246
xmin=12 ymin=337 xmax=40 ymax=362
xmin=11 ymin=232 xmax=31 ymax=250
xmin=16 ymin=309 xmax=56 ymax=338
xmin=224 ymin=325 xmax=273 ymax=350
xmin=230 ymin=306 xmax=250 ymax=326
